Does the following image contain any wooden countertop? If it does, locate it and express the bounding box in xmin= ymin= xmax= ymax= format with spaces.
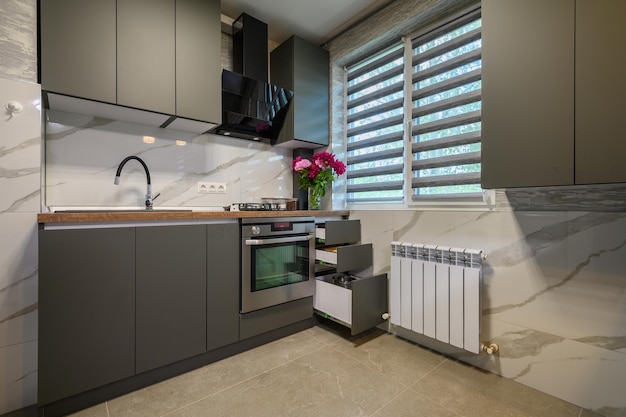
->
xmin=37 ymin=210 xmax=350 ymax=224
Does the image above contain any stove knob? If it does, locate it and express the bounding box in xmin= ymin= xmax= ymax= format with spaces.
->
xmin=251 ymin=226 xmax=261 ymax=235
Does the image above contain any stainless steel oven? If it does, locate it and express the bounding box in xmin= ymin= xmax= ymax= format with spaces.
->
xmin=241 ymin=217 xmax=315 ymax=313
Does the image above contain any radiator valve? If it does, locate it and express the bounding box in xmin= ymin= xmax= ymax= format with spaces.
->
xmin=381 ymin=312 xmax=390 ymax=320
xmin=481 ymin=342 xmax=499 ymax=355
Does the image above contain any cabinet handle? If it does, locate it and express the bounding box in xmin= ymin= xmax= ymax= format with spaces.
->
xmin=245 ymin=235 xmax=312 ymax=246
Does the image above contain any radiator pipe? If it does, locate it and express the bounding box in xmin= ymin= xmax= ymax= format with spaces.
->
xmin=481 ymin=342 xmax=499 ymax=355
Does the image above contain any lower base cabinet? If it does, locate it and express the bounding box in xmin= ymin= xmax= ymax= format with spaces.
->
xmin=38 ymin=222 xmax=240 ymax=407
xmin=135 ymin=225 xmax=208 ymax=373
xmin=38 ymin=227 xmax=136 ymax=405
xmin=207 ymin=223 xmax=240 ymax=350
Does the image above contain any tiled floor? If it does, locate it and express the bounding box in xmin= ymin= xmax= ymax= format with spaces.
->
xmin=43 ymin=322 xmax=605 ymax=417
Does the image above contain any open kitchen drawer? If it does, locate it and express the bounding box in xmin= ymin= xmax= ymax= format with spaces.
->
xmin=315 ymin=219 xmax=371 ymax=276
xmin=314 ymin=273 xmax=388 ymax=335
xmin=315 ymin=219 xmax=360 ymax=245
xmin=315 ymin=243 xmax=373 ymax=275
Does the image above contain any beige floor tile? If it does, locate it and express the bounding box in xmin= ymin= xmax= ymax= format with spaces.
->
xmin=107 ymin=330 xmax=325 ymax=417
xmin=49 ymin=325 xmax=597 ymax=417
xmin=371 ymin=388 xmax=460 ymax=417
xmin=412 ymin=359 xmax=581 ymax=417
xmin=328 ymin=327 xmax=447 ymax=387
xmin=167 ymin=346 xmax=401 ymax=417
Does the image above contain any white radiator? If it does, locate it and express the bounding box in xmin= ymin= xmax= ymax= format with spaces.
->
xmin=390 ymin=242 xmax=484 ymax=354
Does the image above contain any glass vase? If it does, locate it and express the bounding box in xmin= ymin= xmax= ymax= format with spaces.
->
xmin=308 ymin=188 xmax=322 ymax=210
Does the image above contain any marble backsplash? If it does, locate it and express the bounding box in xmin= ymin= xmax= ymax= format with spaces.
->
xmin=351 ymin=209 xmax=626 ymax=417
xmin=0 ymin=77 xmax=40 ymax=415
xmin=44 ymin=110 xmax=294 ymax=210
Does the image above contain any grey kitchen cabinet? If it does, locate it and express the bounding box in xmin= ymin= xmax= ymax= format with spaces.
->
xmin=40 ymin=0 xmax=117 ymax=103
xmin=39 ymin=0 xmax=221 ymax=124
xmin=270 ymin=35 xmax=329 ymax=147
xmin=481 ymin=0 xmax=626 ymax=188
xmin=575 ymin=0 xmax=626 ymax=184
xmin=135 ymin=225 xmax=207 ymax=373
xmin=117 ymin=0 xmax=176 ymax=115
xmin=38 ymin=227 xmax=136 ymax=405
xmin=481 ymin=0 xmax=575 ymax=188
xmin=176 ymin=0 xmax=222 ymax=123
xmin=206 ymin=222 xmax=240 ymax=351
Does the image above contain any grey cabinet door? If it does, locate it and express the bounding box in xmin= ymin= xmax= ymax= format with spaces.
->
xmin=575 ymin=0 xmax=626 ymax=184
xmin=136 ymin=225 xmax=207 ymax=373
xmin=40 ymin=0 xmax=116 ymax=103
xmin=481 ymin=0 xmax=575 ymax=188
xmin=206 ymin=223 xmax=240 ymax=350
xmin=271 ymin=36 xmax=329 ymax=146
xmin=38 ymin=228 xmax=135 ymax=405
xmin=176 ymin=0 xmax=221 ymax=123
xmin=117 ymin=0 xmax=176 ymax=114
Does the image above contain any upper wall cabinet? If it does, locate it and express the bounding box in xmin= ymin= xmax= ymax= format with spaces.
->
xmin=40 ymin=0 xmax=117 ymax=104
xmin=175 ymin=0 xmax=222 ymax=123
xmin=117 ymin=0 xmax=176 ymax=115
xmin=481 ymin=0 xmax=626 ymax=188
xmin=271 ymin=35 xmax=329 ymax=148
xmin=575 ymin=0 xmax=626 ymax=185
xmin=40 ymin=0 xmax=221 ymax=126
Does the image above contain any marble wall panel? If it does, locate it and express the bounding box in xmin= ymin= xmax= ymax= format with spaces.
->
xmin=0 ymin=77 xmax=40 ymax=415
xmin=44 ymin=111 xmax=293 ymax=209
xmin=351 ymin=209 xmax=626 ymax=416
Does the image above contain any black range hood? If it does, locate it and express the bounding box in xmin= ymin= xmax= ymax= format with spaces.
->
xmin=212 ymin=70 xmax=293 ymax=142
xmin=211 ymin=13 xmax=293 ymax=143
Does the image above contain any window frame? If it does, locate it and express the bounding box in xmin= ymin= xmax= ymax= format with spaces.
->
xmin=342 ymin=4 xmax=493 ymax=211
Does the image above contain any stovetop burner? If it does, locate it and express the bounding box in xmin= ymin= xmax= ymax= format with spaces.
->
xmin=230 ymin=203 xmax=286 ymax=211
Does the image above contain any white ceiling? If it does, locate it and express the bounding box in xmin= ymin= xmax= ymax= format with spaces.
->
xmin=220 ymin=0 xmax=395 ymax=46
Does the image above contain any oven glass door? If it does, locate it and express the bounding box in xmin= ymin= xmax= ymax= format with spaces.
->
xmin=241 ymin=233 xmax=314 ymax=313
xmin=251 ymin=238 xmax=310 ymax=291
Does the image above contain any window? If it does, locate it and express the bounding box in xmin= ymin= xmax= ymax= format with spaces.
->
xmin=345 ymin=7 xmax=482 ymax=205
xmin=346 ymin=43 xmax=405 ymax=203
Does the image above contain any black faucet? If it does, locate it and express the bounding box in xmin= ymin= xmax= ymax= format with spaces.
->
xmin=114 ymin=156 xmax=159 ymax=210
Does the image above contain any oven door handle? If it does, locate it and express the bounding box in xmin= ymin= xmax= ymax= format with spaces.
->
xmin=245 ymin=235 xmax=312 ymax=246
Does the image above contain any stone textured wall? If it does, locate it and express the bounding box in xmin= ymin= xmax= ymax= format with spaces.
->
xmin=0 ymin=0 xmax=38 ymax=83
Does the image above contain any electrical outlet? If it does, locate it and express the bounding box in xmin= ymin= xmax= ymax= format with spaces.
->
xmin=197 ymin=181 xmax=227 ymax=194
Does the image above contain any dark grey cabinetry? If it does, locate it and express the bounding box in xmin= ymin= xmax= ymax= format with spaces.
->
xmin=117 ymin=0 xmax=176 ymax=115
xmin=206 ymin=222 xmax=240 ymax=351
xmin=575 ymin=0 xmax=626 ymax=185
xmin=38 ymin=228 xmax=135 ymax=405
xmin=39 ymin=222 xmax=241 ymax=408
xmin=135 ymin=225 xmax=207 ymax=373
xmin=481 ymin=0 xmax=626 ymax=188
xmin=40 ymin=0 xmax=221 ymax=124
xmin=271 ymin=35 xmax=329 ymax=147
xmin=481 ymin=0 xmax=574 ymax=188
xmin=40 ymin=0 xmax=117 ymax=104
xmin=176 ymin=0 xmax=222 ymax=123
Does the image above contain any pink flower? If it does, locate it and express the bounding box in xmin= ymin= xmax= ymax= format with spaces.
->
xmin=308 ymin=164 xmax=321 ymax=179
xmin=292 ymin=156 xmax=312 ymax=172
xmin=333 ymin=160 xmax=346 ymax=175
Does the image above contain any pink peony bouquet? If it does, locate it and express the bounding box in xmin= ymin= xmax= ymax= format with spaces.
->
xmin=292 ymin=152 xmax=346 ymax=209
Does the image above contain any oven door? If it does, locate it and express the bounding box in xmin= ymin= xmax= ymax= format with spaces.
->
xmin=241 ymin=234 xmax=314 ymax=313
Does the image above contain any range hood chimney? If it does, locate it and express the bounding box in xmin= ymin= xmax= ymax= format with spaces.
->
xmin=211 ymin=13 xmax=293 ymax=143
xmin=233 ymin=13 xmax=268 ymax=82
